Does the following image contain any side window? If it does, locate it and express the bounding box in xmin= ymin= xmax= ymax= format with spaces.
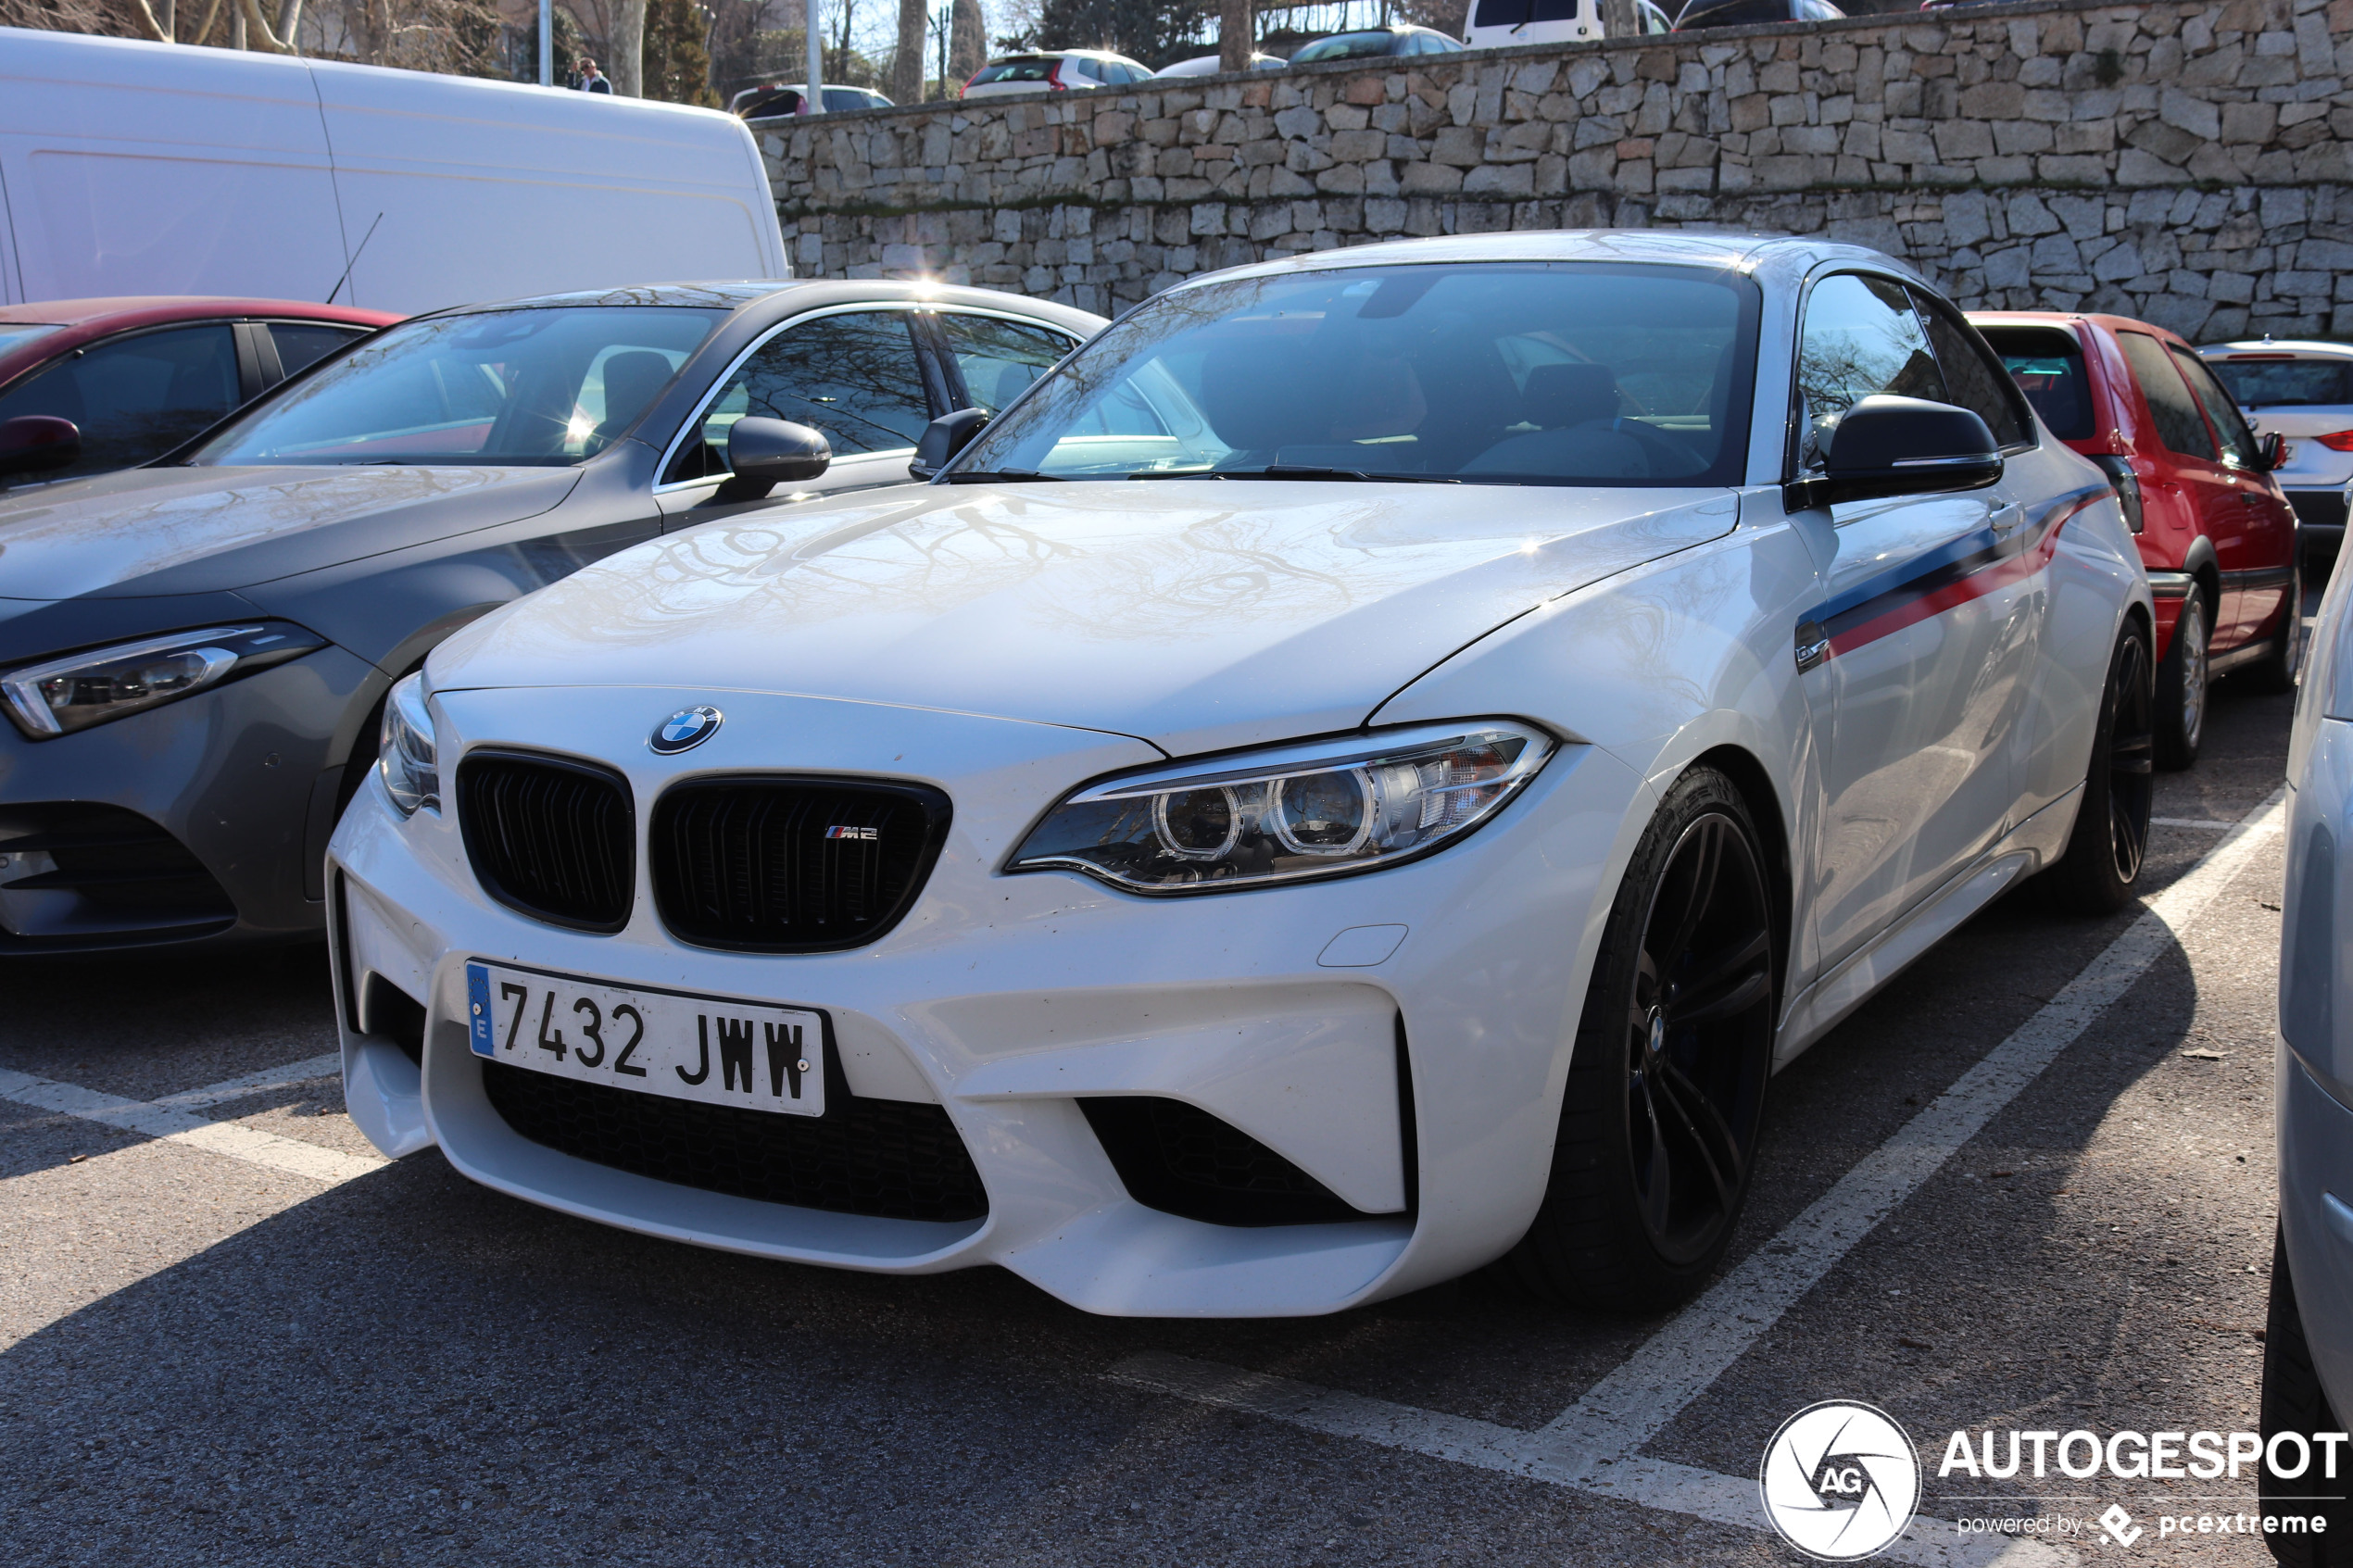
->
xmin=937 ymin=314 xmax=1076 ymax=414
xmin=666 ymin=311 xmax=931 ymax=484
xmin=1641 ymin=1 xmax=1673 ymax=32
xmin=2171 ymin=345 xmax=2261 ymax=468
xmin=2116 ymin=332 xmax=2217 ymax=462
xmin=0 ymin=322 xmax=240 ymax=479
xmin=1910 ymin=291 xmax=2032 ymax=449
xmin=1792 ymin=272 xmax=1945 ymax=471
xmin=269 ymin=322 xmax=367 ymax=379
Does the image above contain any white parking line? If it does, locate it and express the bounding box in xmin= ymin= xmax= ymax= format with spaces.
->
xmin=0 ymin=1057 xmax=382 ymax=1185
xmin=2154 ymin=815 xmax=2284 ymax=832
xmin=1114 ymin=789 xmax=2286 ymax=1564
xmin=149 ymin=1052 xmax=344 ymax=1111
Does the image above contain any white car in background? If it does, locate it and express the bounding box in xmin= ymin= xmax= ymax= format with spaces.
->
xmin=333 ymin=233 xmax=2150 ymax=1319
xmin=1155 ymin=51 xmax=1287 ymax=75
xmin=1463 ymin=0 xmax=1672 ymax=49
xmin=2200 ymin=339 xmax=2353 ymax=559
xmin=960 ymin=50 xmax=1154 ymax=97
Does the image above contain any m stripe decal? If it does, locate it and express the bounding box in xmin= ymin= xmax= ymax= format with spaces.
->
xmin=1806 ymin=484 xmax=2110 ymax=661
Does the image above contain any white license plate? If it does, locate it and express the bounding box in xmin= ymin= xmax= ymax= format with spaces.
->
xmin=465 ymin=960 xmax=825 ymax=1117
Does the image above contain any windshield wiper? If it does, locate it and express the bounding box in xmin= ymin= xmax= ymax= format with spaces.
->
xmin=945 ymin=469 xmax=1063 ymax=483
xmin=1131 ymin=465 xmax=1459 ymax=483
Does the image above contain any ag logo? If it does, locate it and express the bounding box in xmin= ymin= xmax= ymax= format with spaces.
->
xmin=1758 ymin=1400 xmax=1921 ymax=1561
xmin=649 ymin=706 xmax=724 ymax=755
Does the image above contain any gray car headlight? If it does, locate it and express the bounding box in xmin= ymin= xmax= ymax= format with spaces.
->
xmin=377 ymin=672 xmax=438 ymax=816
xmin=1007 ymin=721 xmax=1555 ymax=894
xmin=0 ymin=623 xmax=326 ymax=739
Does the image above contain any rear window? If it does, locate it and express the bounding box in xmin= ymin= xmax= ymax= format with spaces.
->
xmin=2205 ymin=357 xmax=2353 ymax=408
xmin=1980 ymin=325 xmax=2095 ymax=441
xmin=969 ymin=57 xmax=1053 ymax=82
xmin=1678 ymin=0 xmax=1789 ymax=27
xmin=1290 ymin=31 xmax=1404 ymax=60
xmin=1475 ymin=0 xmax=1584 ymax=24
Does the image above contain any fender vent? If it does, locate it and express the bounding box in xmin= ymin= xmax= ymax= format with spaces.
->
xmin=1080 ymin=1098 xmax=1371 ymax=1227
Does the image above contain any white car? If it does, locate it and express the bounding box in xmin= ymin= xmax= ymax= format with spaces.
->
xmin=332 ymin=233 xmax=2152 ymax=1319
xmin=1154 ymin=51 xmax=1287 ymax=76
xmin=2199 ymin=339 xmax=2353 ymax=558
xmin=1462 ymin=0 xmax=1670 ymax=50
xmin=960 ymin=50 xmax=1154 ymax=98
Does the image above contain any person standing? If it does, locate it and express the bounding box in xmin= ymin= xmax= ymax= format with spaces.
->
xmin=575 ymin=57 xmax=611 ymax=93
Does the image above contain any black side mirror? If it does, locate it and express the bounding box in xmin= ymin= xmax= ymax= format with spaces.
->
xmin=1789 ymin=395 xmax=2002 ymax=509
xmin=2259 ymin=430 xmax=2288 ymax=471
xmin=910 ymin=408 xmax=990 ymax=481
xmin=0 ymin=415 xmax=80 ymax=481
xmin=714 ymin=417 xmax=830 ymax=502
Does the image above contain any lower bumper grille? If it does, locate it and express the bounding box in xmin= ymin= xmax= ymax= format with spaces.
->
xmin=1082 ymin=1097 xmax=1369 ymax=1227
xmin=0 ymin=802 xmax=233 ymax=945
xmin=481 ymin=1061 xmax=988 ymax=1223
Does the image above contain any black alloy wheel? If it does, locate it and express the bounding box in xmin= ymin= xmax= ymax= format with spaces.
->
xmin=2050 ymin=621 xmax=2155 ymax=915
xmin=1513 ymin=766 xmax=1778 ymax=1311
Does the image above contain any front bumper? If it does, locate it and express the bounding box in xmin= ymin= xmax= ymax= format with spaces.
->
xmin=330 ymin=685 xmax=1649 ymax=1317
xmin=0 ymin=646 xmax=382 ymax=953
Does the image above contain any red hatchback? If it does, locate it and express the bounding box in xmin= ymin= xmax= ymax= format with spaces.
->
xmin=1972 ymin=311 xmax=2301 ymax=767
xmin=0 ymin=297 xmax=399 ymax=485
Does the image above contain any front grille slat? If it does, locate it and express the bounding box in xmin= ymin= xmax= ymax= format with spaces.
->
xmin=482 ymin=1060 xmax=988 ymax=1223
xmin=458 ymin=753 xmax=635 ymax=933
xmin=652 ymin=777 xmax=949 ymax=953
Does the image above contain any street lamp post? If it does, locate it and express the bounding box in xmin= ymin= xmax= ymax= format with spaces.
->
xmin=805 ymin=0 xmax=824 ymax=117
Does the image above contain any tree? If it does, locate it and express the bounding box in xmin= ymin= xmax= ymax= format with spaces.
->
xmin=889 ymin=0 xmax=925 ymax=103
xmin=517 ymin=3 xmax=590 ymax=81
xmin=644 ymin=0 xmax=720 ymax=102
xmin=1216 ymin=0 xmax=1243 ymax=69
xmin=610 ymin=0 xmax=645 ymax=92
xmin=1033 ymin=0 xmax=1203 ymax=68
xmin=948 ymin=0 xmax=984 ymax=83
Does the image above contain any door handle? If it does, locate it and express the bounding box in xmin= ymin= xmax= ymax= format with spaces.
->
xmin=1990 ymin=503 xmax=2021 ymax=536
xmin=1795 ymin=619 xmax=1831 ymax=673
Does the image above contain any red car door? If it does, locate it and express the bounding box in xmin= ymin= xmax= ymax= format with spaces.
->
xmin=2114 ymin=331 xmax=2257 ymax=643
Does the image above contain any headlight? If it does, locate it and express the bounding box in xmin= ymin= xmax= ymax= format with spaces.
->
xmin=1008 ymin=721 xmax=1555 ymax=894
xmin=377 ymin=672 xmax=438 ymax=816
xmin=0 ymin=623 xmax=326 ymax=739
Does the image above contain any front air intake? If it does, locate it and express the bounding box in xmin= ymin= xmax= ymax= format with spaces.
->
xmin=457 ymin=751 xmax=635 ymax=933
xmin=1081 ymin=1098 xmax=1373 ymax=1227
xmin=650 ymin=777 xmax=950 ymax=953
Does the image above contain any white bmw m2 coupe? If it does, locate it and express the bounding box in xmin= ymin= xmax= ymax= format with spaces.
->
xmin=330 ymin=233 xmax=2152 ymax=1318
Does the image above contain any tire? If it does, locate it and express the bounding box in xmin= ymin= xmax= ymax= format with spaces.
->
xmin=2249 ymin=558 xmax=2308 ymax=696
xmin=2153 ymin=589 xmax=2211 ymax=769
xmin=1511 ymin=766 xmax=1777 ymax=1312
xmin=2047 ymin=621 xmax=2155 ymax=916
xmin=2261 ymin=1227 xmax=2353 ymax=1563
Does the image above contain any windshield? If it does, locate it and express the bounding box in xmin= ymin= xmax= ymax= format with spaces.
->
xmin=2205 ymin=357 xmax=2353 ymax=408
xmin=1290 ymin=31 xmax=1403 ymax=59
xmin=189 ymin=307 xmax=725 ymax=467
xmin=950 ymin=261 xmax=1760 ymax=486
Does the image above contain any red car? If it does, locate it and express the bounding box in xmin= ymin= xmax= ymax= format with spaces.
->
xmin=1972 ymin=310 xmax=2301 ymax=767
xmin=0 ymin=297 xmax=400 ymax=485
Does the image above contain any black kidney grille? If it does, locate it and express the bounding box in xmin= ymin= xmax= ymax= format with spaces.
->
xmin=482 ymin=1061 xmax=988 ymax=1223
xmin=652 ymin=778 xmax=950 ymax=952
xmin=458 ymin=752 xmax=635 ymax=932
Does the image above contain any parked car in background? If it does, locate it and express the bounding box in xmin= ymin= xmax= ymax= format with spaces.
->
xmin=1675 ymin=0 xmax=1843 ymax=28
xmin=961 ymin=51 xmax=1155 ymax=97
xmin=1463 ymin=0 xmax=1671 ymax=49
xmin=2269 ymin=533 xmax=2353 ymax=1552
xmin=2199 ymin=340 xmax=2353 ymax=562
xmin=0 ymin=29 xmax=787 ymax=314
xmin=329 ymin=233 xmax=2149 ymax=1321
xmin=1977 ymin=311 xmax=2300 ymax=768
xmin=729 ymin=83 xmax=894 ymax=121
xmin=1154 ymin=51 xmax=1287 ymax=75
xmin=1289 ymin=24 xmax=1468 ymax=60
xmin=0 ymin=280 xmax=1101 ymax=957
xmin=0 ymin=297 xmax=396 ymax=486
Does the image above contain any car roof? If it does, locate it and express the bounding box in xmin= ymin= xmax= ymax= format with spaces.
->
xmin=1175 ymin=230 xmax=1915 ymax=292
xmin=2199 ymin=339 xmax=2353 ymax=358
xmin=422 ymin=278 xmax=1108 ymax=335
xmin=0 ymin=296 xmax=399 ymax=328
xmin=1968 ymin=310 xmax=2195 ymax=346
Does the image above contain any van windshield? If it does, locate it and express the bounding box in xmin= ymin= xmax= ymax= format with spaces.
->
xmin=948 ymin=261 xmax=1760 ymax=487
xmin=188 ymin=307 xmax=726 ymax=467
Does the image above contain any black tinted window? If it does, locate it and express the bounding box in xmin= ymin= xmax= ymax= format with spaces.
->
xmin=669 ymin=310 xmax=931 ymax=483
xmin=2171 ymin=345 xmax=2260 ymax=467
xmin=938 ymin=314 xmax=1075 ymax=413
xmin=1679 ymin=0 xmax=1787 ymax=28
xmin=1913 ymin=295 xmax=2031 ymax=448
xmin=0 ymin=322 xmax=240 ymax=478
xmin=970 ymin=58 xmax=1052 ymax=82
xmin=270 ymin=322 xmax=365 ymax=379
xmin=2117 ymin=332 xmax=2216 ymax=462
xmin=1982 ymin=325 xmax=2094 ymax=441
xmin=2207 ymin=358 xmax=2353 ymax=408
xmin=1794 ymin=273 xmax=1944 ymax=470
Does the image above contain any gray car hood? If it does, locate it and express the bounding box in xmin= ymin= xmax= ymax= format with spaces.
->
xmin=0 ymin=465 xmax=581 ymax=600
xmin=429 ymin=481 xmax=1738 ymax=757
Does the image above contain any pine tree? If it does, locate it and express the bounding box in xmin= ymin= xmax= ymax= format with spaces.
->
xmin=643 ymin=0 xmax=721 ymax=105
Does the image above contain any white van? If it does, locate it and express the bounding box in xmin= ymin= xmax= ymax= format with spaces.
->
xmin=0 ymin=29 xmax=789 ymax=314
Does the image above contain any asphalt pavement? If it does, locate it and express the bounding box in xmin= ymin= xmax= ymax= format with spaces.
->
xmin=0 ymin=661 xmax=2303 ymax=1568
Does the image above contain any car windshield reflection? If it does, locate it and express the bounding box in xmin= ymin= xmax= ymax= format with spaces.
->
xmin=190 ymin=307 xmax=727 ymax=468
xmin=950 ymin=261 xmax=1760 ymax=488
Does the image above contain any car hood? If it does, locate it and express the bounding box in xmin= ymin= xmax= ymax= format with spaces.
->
xmin=0 ymin=465 xmax=580 ymax=600
xmin=429 ymin=480 xmax=1739 ymax=756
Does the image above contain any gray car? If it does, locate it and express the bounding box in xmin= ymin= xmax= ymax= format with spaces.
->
xmin=0 ymin=280 xmax=1101 ymax=954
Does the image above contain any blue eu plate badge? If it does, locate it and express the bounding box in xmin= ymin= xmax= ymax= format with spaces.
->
xmin=466 ymin=963 xmax=495 ymax=1057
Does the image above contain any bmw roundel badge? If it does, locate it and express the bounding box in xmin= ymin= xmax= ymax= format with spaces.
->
xmin=649 ymin=706 xmax=724 ymax=755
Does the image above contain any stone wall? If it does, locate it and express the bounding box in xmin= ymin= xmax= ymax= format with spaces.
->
xmin=760 ymin=0 xmax=2353 ymax=340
